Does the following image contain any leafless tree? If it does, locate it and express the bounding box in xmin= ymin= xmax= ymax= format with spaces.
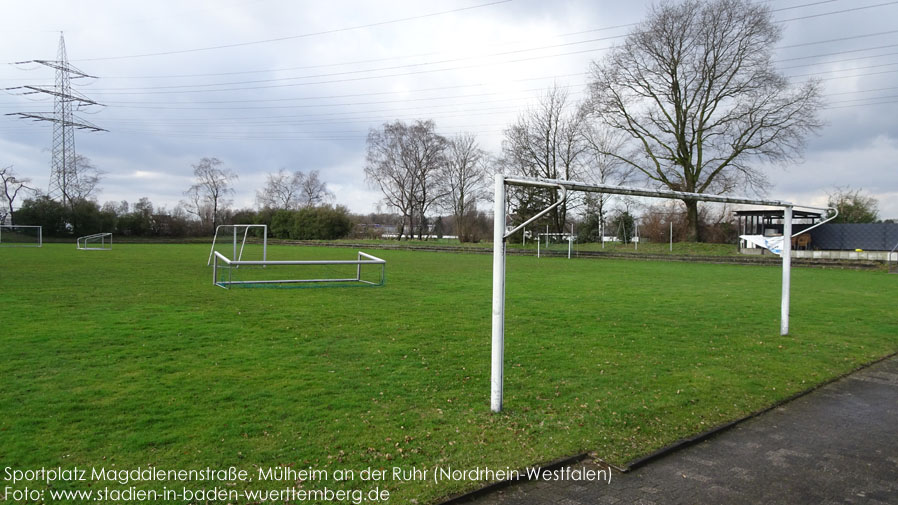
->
xmin=441 ymin=133 xmax=489 ymax=242
xmin=299 ymin=170 xmax=334 ymax=208
xmin=0 ymin=165 xmax=34 ymax=225
xmin=256 ymin=169 xmax=299 ymax=210
xmin=256 ymin=169 xmax=333 ymax=210
xmin=62 ymin=154 xmax=103 ymax=206
xmin=365 ymin=120 xmax=448 ymax=240
xmin=579 ymin=125 xmax=632 ymax=232
xmin=502 ymin=85 xmax=586 ymax=233
xmin=182 ymin=157 xmax=237 ymax=232
xmin=586 ymin=0 xmax=822 ymax=241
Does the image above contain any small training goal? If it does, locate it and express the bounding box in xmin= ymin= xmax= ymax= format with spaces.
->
xmin=0 ymin=225 xmax=42 ymax=247
xmin=77 ymin=233 xmax=113 ymax=250
xmin=212 ymin=250 xmax=386 ymax=289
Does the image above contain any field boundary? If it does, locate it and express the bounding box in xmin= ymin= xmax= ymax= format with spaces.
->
xmin=276 ymin=240 xmax=886 ymax=270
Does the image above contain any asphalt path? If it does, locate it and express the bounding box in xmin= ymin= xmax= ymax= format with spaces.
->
xmin=457 ymin=355 xmax=898 ymax=505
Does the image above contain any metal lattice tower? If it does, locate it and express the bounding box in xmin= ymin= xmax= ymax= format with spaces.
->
xmin=5 ymin=33 xmax=106 ymax=207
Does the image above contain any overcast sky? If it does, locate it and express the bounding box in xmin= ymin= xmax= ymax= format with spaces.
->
xmin=1 ymin=0 xmax=896 ymax=219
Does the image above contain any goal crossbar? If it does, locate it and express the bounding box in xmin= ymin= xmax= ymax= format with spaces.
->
xmin=490 ymin=175 xmax=834 ymax=412
xmin=212 ymin=250 xmax=386 ymax=289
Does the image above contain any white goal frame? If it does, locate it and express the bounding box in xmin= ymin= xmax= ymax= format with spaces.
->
xmin=212 ymin=250 xmax=386 ymax=289
xmin=0 ymin=225 xmax=42 ymax=247
xmin=207 ymin=224 xmax=268 ymax=266
xmin=77 ymin=232 xmax=113 ymax=250
xmin=490 ymin=175 xmax=836 ymax=412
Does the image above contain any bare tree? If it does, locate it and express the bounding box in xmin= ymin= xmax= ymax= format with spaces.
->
xmin=298 ymin=170 xmax=334 ymax=208
xmin=0 ymin=165 xmax=34 ymax=225
xmin=256 ymin=169 xmax=299 ymax=210
xmin=365 ymin=120 xmax=448 ymax=240
xmin=366 ymin=124 xmax=416 ymax=240
xmin=63 ymin=154 xmax=103 ymax=205
xmin=441 ymin=133 xmax=488 ymax=242
xmin=579 ymin=125 xmax=632 ymax=233
xmin=182 ymin=157 xmax=237 ymax=232
xmin=502 ymin=85 xmax=585 ymax=233
xmin=586 ymin=0 xmax=822 ymax=241
xmin=256 ymin=169 xmax=333 ymax=210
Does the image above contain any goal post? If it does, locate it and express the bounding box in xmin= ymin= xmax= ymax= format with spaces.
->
xmin=76 ymin=232 xmax=112 ymax=250
xmin=207 ymin=224 xmax=268 ymax=266
xmin=0 ymin=225 xmax=42 ymax=247
xmin=490 ymin=175 xmax=835 ymax=412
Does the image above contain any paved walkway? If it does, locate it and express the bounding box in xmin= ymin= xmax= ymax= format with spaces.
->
xmin=462 ymin=355 xmax=898 ymax=505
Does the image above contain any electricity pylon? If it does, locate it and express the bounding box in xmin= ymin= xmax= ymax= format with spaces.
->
xmin=5 ymin=32 xmax=106 ymax=208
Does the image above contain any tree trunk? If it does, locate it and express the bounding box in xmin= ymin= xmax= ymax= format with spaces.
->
xmin=684 ymin=199 xmax=701 ymax=242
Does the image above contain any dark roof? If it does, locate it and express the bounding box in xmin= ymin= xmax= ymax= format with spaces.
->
xmin=733 ymin=209 xmax=822 ymax=219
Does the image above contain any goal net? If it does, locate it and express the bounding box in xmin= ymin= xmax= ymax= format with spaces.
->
xmin=77 ymin=232 xmax=112 ymax=250
xmin=207 ymin=224 xmax=268 ymax=266
xmin=0 ymin=225 xmax=42 ymax=247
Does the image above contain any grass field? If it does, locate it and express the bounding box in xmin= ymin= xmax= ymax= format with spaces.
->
xmin=1 ymin=243 xmax=896 ymax=503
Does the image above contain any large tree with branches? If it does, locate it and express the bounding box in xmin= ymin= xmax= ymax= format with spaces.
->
xmin=365 ymin=120 xmax=448 ymax=240
xmin=586 ymin=0 xmax=822 ymax=241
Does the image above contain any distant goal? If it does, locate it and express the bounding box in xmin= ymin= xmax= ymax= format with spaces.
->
xmin=77 ymin=233 xmax=113 ymax=250
xmin=0 ymin=225 xmax=42 ymax=247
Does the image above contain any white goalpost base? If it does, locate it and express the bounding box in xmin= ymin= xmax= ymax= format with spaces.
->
xmin=77 ymin=232 xmax=113 ymax=250
xmin=490 ymin=175 xmax=836 ymax=413
xmin=0 ymin=225 xmax=42 ymax=247
xmin=207 ymin=224 xmax=268 ymax=266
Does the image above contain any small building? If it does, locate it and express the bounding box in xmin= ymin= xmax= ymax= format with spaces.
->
xmin=734 ymin=209 xmax=898 ymax=260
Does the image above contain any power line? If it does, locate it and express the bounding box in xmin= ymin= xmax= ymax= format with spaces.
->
xmin=78 ymin=36 xmax=622 ymax=93
xmin=779 ymin=29 xmax=898 ymax=50
xmin=69 ymin=33 xmax=898 ymax=99
xmin=785 ymin=61 xmax=898 ymax=79
xmin=773 ymin=43 xmax=898 ymax=63
xmin=70 ymin=0 xmax=514 ymax=62
xmin=17 ymin=0 xmax=883 ymax=86
xmin=776 ymin=1 xmax=898 ymax=23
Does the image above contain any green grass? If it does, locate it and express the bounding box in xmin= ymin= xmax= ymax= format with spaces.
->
xmin=1 ymin=243 xmax=896 ymax=503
